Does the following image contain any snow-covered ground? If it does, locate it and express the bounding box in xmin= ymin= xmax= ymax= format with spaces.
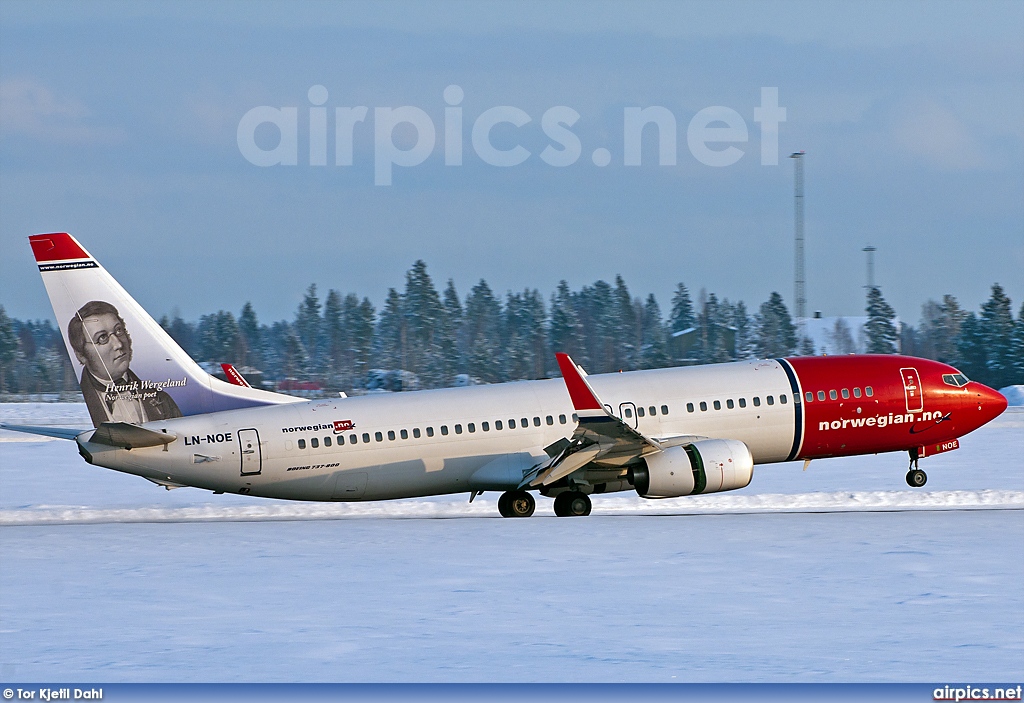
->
xmin=0 ymin=404 xmax=1021 ymax=681
xmin=1001 ymin=385 xmax=1024 ymax=406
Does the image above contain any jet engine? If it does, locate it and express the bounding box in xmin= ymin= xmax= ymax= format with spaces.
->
xmin=629 ymin=439 xmax=753 ymax=498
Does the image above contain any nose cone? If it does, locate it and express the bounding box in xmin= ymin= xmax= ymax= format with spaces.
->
xmin=966 ymin=382 xmax=1009 ymax=427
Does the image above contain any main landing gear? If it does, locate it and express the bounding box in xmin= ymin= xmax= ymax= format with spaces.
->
xmin=497 ymin=490 xmax=536 ymax=518
xmin=495 ymin=490 xmax=592 ymax=517
xmin=553 ymin=490 xmax=592 ymax=517
xmin=906 ymin=448 xmax=927 ymax=487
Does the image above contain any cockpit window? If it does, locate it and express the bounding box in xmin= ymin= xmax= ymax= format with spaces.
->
xmin=942 ymin=373 xmax=970 ymax=387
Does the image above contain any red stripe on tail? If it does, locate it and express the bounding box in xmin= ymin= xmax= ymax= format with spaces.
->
xmin=29 ymin=233 xmax=91 ymax=262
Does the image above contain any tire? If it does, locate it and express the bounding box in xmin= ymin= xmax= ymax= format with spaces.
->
xmin=906 ymin=469 xmax=927 ymax=488
xmin=497 ymin=491 xmax=512 ymax=517
xmin=507 ymin=490 xmax=535 ymax=518
xmin=568 ymin=492 xmax=592 ymax=516
xmin=553 ymin=491 xmax=571 ymax=517
xmin=554 ymin=491 xmax=591 ymax=517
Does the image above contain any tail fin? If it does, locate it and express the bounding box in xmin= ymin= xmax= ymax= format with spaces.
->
xmin=30 ymin=233 xmax=300 ymax=427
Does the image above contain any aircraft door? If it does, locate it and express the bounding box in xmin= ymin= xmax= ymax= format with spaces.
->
xmin=619 ymin=402 xmax=638 ymax=429
xmin=900 ymin=367 xmax=924 ymax=413
xmin=238 ymin=428 xmax=262 ymax=475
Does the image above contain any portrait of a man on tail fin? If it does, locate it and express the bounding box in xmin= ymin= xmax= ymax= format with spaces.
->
xmin=68 ymin=300 xmax=182 ymax=426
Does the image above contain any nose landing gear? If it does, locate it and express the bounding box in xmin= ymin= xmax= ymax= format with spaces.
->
xmin=906 ymin=448 xmax=927 ymax=487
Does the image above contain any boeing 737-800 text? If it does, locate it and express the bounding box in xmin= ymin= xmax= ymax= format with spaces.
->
xmin=1 ymin=233 xmax=1007 ymax=517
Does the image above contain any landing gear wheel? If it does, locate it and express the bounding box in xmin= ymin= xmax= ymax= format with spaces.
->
xmin=906 ymin=469 xmax=927 ymax=487
xmin=498 ymin=490 xmax=535 ymax=518
xmin=497 ymin=491 xmax=512 ymax=517
xmin=553 ymin=491 xmax=592 ymax=517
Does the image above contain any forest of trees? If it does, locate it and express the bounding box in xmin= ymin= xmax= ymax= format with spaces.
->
xmin=1 ymin=263 xmax=1022 ymax=398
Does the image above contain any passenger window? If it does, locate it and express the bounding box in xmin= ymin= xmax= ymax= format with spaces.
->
xmin=805 ymin=392 xmax=814 ymax=402
xmin=441 ymin=426 xmax=449 ymax=436
xmin=780 ymin=395 xmax=787 ymax=404
xmin=386 ymin=430 xmax=394 ymax=441
xmin=362 ymin=433 xmax=370 ymax=443
xmin=482 ymin=422 xmax=489 ymax=432
xmin=572 ymin=413 xmax=579 ymax=422
xmin=298 ymin=439 xmax=306 ymax=449
xmin=637 ymin=407 xmax=645 ymax=418
xmin=375 ymin=432 xmax=383 ymax=442
xmin=829 ymin=390 xmax=837 ymax=401
xmin=426 ymin=427 xmax=434 ymax=437
xmin=713 ymin=400 xmax=722 ymax=410
xmin=467 ymin=423 xmax=475 ymax=433
xmin=818 ymin=391 xmax=826 ymax=401
xmin=509 ymin=419 xmax=516 ymax=429
xmin=349 ymin=434 xmax=357 ymax=444
xmin=496 ymin=420 xmax=503 ymax=430
xmin=546 ymin=415 xmax=554 ymax=425
xmin=686 ymin=403 xmax=694 ymax=413
xmin=413 ymin=428 xmax=421 ymax=438
xmin=624 ymin=407 xmax=633 ymax=418
xmin=726 ymin=399 xmax=734 ymax=409
xmin=866 ymin=386 xmax=873 ymax=397
xmin=753 ymin=397 xmax=761 ymax=407
xmin=700 ymin=401 xmax=708 ymax=411
xmin=841 ymin=389 xmax=850 ymax=399
xmin=400 ymin=429 xmax=408 ymax=439
xmin=533 ymin=417 xmax=541 ymax=427
xmin=521 ymin=418 xmax=529 ymax=427
xmin=739 ymin=398 xmax=747 ymax=408
xmin=661 ymin=405 xmax=669 ymax=415
xmin=324 ymin=436 xmax=332 ymax=447
xmin=455 ymin=424 xmax=463 ymax=434
xmin=649 ymin=406 xmax=657 ymax=416
xmin=767 ymin=396 xmax=775 ymax=406
xmin=559 ymin=414 xmax=567 ymax=424
xmin=853 ymin=387 xmax=862 ymax=398
xmin=311 ymin=437 xmax=319 ymax=448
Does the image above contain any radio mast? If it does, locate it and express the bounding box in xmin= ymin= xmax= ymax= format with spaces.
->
xmin=790 ymin=151 xmax=806 ymax=339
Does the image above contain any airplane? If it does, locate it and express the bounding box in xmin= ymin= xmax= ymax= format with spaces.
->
xmin=0 ymin=233 xmax=1008 ymax=518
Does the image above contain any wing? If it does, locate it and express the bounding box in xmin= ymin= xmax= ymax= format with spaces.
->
xmin=523 ymin=353 xmax=664 ymax=488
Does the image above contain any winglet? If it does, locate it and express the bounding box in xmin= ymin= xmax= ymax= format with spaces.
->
xmin=221 ymin=363 xmax=252 ymax=388
xmin=555 ymin=353 xmax=604 ymax=412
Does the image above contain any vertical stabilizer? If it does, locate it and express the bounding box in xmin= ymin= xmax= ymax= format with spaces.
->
xmin=29 ymin=233 xmax=300 ymax=426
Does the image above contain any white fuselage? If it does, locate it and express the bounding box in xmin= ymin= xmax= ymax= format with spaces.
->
xmin=80 ymin=360 xmax=800 ymax=501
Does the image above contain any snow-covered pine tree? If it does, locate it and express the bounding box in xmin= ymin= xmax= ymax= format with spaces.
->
xmin=549 ymin=281 xmax=583 ymax=369
xmin=754 ymin=292 xmax=797 ymax=358
xmin=956 ymin=313 xmax=987 ymax=384
xmin=403 ymin=261 xmax=446 ymax=388
xmin=980 ymin=283 xmax=1015 ymax=390
xmin=865 ymin=287 xmax=898 ymax=354
xmin=294 ymin=284 xmax=322 ymax=373
xmin=464 ymin=280 xmax=503 ymax=382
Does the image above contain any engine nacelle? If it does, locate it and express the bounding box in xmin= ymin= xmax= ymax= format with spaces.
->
xmin=630 ymin=439 xmax=754 ymax=499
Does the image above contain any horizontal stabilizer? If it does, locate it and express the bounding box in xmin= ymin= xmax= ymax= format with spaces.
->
xmin=0 ymin=423 xmax=89 ymax=441
xmin=90 ymin=423 xmax=177 ymax=449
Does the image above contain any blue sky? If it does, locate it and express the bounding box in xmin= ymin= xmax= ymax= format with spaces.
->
xmin=1 ymin=0 xmax=1021 ymax=325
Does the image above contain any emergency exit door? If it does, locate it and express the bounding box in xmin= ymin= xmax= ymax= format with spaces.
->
xmin=238 ymin=428 xmax=262 ymax=475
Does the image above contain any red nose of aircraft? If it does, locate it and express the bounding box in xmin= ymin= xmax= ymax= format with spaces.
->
xmin=967 ymin=382 xmax=1009 ymax=427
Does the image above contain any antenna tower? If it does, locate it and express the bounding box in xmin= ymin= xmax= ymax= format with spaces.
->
xmin=790 ymin=151 xmax=806 ymax=337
